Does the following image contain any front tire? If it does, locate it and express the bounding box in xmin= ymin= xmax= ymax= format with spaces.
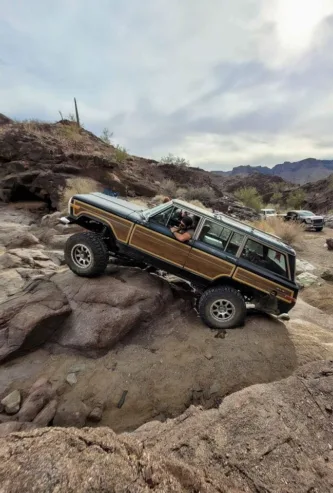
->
xmin=198 ymin=286 xmax=246 ymax=329
xmin=315 ymin=227 xmax=323 ymax=232
xmin=64 ymin=232 xmax=109 ymax=277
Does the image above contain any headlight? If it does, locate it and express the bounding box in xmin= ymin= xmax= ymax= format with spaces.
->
xmin=305 ymin=218 xmax=312 ymax=224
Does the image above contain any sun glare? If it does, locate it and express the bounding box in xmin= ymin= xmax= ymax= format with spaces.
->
xmin=275 ymin=0 xmax=333 ymax=52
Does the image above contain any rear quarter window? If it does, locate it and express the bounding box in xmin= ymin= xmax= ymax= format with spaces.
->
xmin=241 ymin=238 xmax=288 ymax=278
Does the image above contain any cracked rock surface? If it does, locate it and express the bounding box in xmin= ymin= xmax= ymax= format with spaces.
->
xmin=0 ymin=361 xmax=332 ymax=492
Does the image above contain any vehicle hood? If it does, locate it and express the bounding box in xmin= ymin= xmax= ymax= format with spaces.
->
xmin=72 ymin=192 xmax=145 ymax=219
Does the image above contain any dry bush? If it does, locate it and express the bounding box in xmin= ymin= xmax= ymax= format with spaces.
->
xmin=161 ymin=179 xmax=177 ymax=197
xmin=302 ymin=284 xmax=333 ymax=314
xmin=185 ymin=187 xmax=216 ymax=203
xmin=129 ymin=198 xmax=148 ymax=208
xmin=149 ymin=194 xmax=169 ymax=206
xmin=187 ymin=199 xmax=211 ymax=211
xmin=175 ymin=187 xmax=188 ymax=199
xmin=251 ymin=217 xmax=304 ymax=246
xmin=60 ymin=177 xmax=100 ymax=209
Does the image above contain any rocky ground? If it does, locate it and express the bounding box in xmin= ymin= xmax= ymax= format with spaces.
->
xmin=0 ymin=200 xmax=333 ymax=491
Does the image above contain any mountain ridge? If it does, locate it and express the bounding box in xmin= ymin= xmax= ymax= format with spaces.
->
xmin=214 ymin=158 xmax=333 ymax=184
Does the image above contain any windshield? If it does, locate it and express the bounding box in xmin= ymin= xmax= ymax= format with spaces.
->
xmin=299 ymin=211 xmax=314 ymax=216
xmin=265 ymin=210 xmax=276 ymax=214
xmin=142 ymin=201 xmax=172 ymax=219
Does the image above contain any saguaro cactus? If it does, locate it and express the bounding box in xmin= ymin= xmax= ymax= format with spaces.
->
xmin=74 ymin=97 xmax=80 ymax=127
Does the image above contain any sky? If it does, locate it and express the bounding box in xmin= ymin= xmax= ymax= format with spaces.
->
xmin=1 ymin=0 xmax=333 ymax=171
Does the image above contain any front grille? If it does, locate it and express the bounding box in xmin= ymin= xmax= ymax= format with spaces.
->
xmin=313 ymin=219 xmax=323 ymax=225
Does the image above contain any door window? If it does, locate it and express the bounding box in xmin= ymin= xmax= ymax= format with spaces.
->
xmin=225 ymin=232 xmax=244 ymax=255
xmin=199 ymin=220 xmax=244 ymax=255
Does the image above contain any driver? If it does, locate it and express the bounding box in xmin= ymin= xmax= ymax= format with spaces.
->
xmin=170 ymin=216 xmax=194 ymax=242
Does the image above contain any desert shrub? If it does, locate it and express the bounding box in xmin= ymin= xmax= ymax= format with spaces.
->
xmin=234 ymin=187 xmax=263 ymax=212
xmin=60 ymin=177 xmax=100 ymax=210
xmin=286 ymin=189 xmax=306 ymax=209
xmin=149 ymin=194 xmax=170 ymax=206
xmin=161 ymin=179 xmax=177 ymax=197
xmin=160 ymin=153 xmax=190 ymax=167
xmin=175 ymin=187 xmax=188 ymax=199
xmin=100 ymin=128 xmax=113 ymax=144
xmin=185 ymin=187 xmax=216 ymax=203
xmin=251 ymin=217 xmax=304 ymax=246
xmin=114 ymin=145 xmax=128 ymax=163
xmin=129 ymin=198 xmax=148 ymax=208
xmin=187 ymin=199 xmax=211 ymax=211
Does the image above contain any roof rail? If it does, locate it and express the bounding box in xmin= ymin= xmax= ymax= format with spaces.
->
xmin=213 ymin=211 xmax=283 ymax=242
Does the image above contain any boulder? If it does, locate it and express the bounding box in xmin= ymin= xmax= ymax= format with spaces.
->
xmin=4 ymin=231 xmax=39 ymax=250
xmin=0 ymin=279 xmax=71 ymax=362
xmin=51 ymin=269 xmax=173 ymax=356
xmin=296 ymin=259 xmax=316 ymax=275
xmin=0 ymin=269 xmax=24 ymax=303
xmin=33 ymin=399 xmax=58 ymax=426
xmin=0 ymin=361 xmax=333 ymax=492
xmin=0 ymin=253 xmax=22 ymax=270
xmin=17 ymin=381 xmax=54 ymax=422
xmin=321 ymin=269 xmax=333 ymax=282
xmin=53 ymin=399 xmax=90 ymax=428
xmin=326 ymin=238 xmax=333 ymax=251
xmin=0 ymin=422 xmax=38 ymax=438
xmin=1 ymin=390 xmax=21 ymax=415
xmin=296 ymin=272 xmax=320 ymax=288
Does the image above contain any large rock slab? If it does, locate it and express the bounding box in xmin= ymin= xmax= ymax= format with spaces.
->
xmin=0 ymin=279 xmax=71 ymax=362
xmin=51 ymin=269 xmax=173 ymax=356
xmin=0 ymin=361 xmax=332 ymax=492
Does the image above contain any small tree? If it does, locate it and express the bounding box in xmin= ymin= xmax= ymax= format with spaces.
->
xmin=234 ymin=187 xmax=263 ymax=212
xmin=160 ymin=153 xmax=190 ymax=167
xmin=286 ymin=189 xmax=306 ymax=209
xmin=100 ymin=128 xmax=113 ymax=144
xmin=271 ymin=191 xmax=283 ymax=205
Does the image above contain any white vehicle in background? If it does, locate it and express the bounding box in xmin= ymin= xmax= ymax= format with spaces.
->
xmin=260 ymin=208 xmax=277 ymax=220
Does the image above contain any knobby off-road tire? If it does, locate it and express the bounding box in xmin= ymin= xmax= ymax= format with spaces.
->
xmin=198 ymin=286 xmax=246 ymax=330
xmin=64 ymin=232 xmax=109 ymax=277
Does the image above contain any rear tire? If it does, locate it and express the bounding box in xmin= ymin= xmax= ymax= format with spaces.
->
xmin=64 ymin=232 xmax=109 ymax=277
xmin=315 ymin=227 xmax=323 ymax=232
xmin=198 ymin=286 xmax=246 ymax=329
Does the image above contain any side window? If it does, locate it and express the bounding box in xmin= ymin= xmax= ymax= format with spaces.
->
xmin=225 ymin=232 xmax=245 ymax=255
xmin=149 ymin=206 xmax=174 ymax=226
xmin=199 ymin=220 xmax=244 ymax=256
xmin=241 ymin=239 xmax=287 ymax=277
xmin=199 ymin=220 xmax=232 ymax=250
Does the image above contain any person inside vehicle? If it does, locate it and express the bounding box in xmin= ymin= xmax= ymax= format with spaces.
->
xmin=170 ymin=216 xmax=194 ymax=242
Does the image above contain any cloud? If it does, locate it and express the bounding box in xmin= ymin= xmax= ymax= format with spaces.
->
xmin=0 ymin=0 xmax=333 ymax=170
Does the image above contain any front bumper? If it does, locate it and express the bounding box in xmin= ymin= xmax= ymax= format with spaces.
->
xmin=59 ymin=216 xmax=75 ymax=225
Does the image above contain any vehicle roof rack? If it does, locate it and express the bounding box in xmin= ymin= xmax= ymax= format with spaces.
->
xmin=213 ymin=211 xmax=283 ymax=242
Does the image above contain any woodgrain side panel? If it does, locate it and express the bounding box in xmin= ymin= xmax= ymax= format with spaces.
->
xmin=184 ymin=249 xmax=235 ymax=279
xmin=72 ymin=200 xmax=133 ymax=243
xmin=129 ymin=225 xmax=190 ymax=266
xmin=233 ymin=267 xmax=295 ymax=303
